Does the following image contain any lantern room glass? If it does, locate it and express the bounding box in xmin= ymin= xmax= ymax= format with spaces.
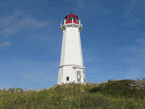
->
xmin=66 ymin=17 xmax=77 ymax=21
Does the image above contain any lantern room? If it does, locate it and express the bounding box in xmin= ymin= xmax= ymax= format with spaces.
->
xmin=64 ymin=13 xmax=78 ymax=24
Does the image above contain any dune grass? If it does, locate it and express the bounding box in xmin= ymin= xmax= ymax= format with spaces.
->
xmin=0 ymin=78 xmax=145 ymax=109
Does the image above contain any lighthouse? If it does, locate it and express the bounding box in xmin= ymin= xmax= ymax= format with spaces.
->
xmin=57 ymin=13 xmax=86 ymax=85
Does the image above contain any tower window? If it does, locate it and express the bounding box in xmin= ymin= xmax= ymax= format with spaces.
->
xmin=77 ymin=71 xmax=81 ymax=82
xmin=66 ymin=77 xmax=69 ymax=81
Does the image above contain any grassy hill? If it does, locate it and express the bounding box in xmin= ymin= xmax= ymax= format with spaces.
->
xmin=1 ymin=78 xmax=145 ymax=109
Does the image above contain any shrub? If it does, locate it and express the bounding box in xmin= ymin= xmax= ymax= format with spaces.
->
xmin=15 ymin=88 xmax=24 ymax=93
xmin=89 ymin=79 xmax=145 ymax=100
xmin=89 ymin=87 xmax=100 ymax=93
xmin=7 ymin=88 xmax=15 ymax=93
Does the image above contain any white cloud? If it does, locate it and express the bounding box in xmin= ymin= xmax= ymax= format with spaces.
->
xmin=0 ymin=10 xmax=49 ymax=37
xmin=0 ymin=41 xmax=11 ymax=48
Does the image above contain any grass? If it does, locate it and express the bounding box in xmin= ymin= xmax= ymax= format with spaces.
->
xmin=0 ymin=78 xmax=145 ymax=109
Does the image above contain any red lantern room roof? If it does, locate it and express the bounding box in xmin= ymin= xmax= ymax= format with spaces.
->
xmin=64 ymin=13 xmax=78 ymax=24
xmin=64 ymin=12 xmax=78 ymax=19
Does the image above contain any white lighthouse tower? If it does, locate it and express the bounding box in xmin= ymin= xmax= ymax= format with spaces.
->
xmin=57 ymin=13 xmax=86 ymax=85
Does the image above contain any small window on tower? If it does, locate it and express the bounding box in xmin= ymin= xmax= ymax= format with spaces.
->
xmin=77 ymin=71 xmax=81 ymax=82
xmin=66 ymin=77 xmax=69 ymax=81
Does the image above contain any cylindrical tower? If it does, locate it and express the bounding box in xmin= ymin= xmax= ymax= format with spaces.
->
xmin=57 ymin=13 xmax=85 ymax=85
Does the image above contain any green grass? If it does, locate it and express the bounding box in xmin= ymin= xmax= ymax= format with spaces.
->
xmin=0 ymin=78 xmax=145 ymax=109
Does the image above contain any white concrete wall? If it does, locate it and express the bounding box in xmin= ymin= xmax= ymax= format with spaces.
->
xmin=57 ymin=23 xmax=85 ymax=85
xmin=57 ymin=66 xmax=85 ymax=85
xmin=60 ymin=25 xmax=83 ymax=66
xmin=59 ymin=30 xmax=66 ymax=65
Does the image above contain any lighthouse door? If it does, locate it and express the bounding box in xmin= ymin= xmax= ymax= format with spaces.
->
xmin=77 ymin=71 xmax=81 ymax=82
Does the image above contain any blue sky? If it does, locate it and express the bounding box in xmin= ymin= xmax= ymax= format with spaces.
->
xmin=0 ymin=0 xmax=145 ymax=91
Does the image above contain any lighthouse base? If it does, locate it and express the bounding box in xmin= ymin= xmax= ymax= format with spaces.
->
xmin=57 ymin=65 xmax=85 ymax=85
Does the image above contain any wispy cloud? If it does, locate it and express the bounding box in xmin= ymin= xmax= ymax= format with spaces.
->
xmin=123 ymin=0 xmax=137 ymax=17
xmin=75 ymin=0 xmax=110 ymax=17
xmin=127 ymin=34 xmax=145 ymax=56
xmin=0 ymin=10 xmax=49 ymax=37
xmin=25 ymin=73 xmax=38 ymax=79
xmin=8 ymin=77 xmax=16 ymax=82
xmin=83 ymin=48 xmax=104 ymax=64
xmin=119 ymin=33 xmax=145 ymax=79
xmin=122 ymin=0 xmax=145 ymax=27
xmin=0 ymin=41 xmax=11 ymax=48
xmin=124 ymin=68 xmax=145 ymax=81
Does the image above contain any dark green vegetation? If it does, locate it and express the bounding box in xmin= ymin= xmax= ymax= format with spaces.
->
xmin=0 ymin=78 xmax=145 ymax=109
